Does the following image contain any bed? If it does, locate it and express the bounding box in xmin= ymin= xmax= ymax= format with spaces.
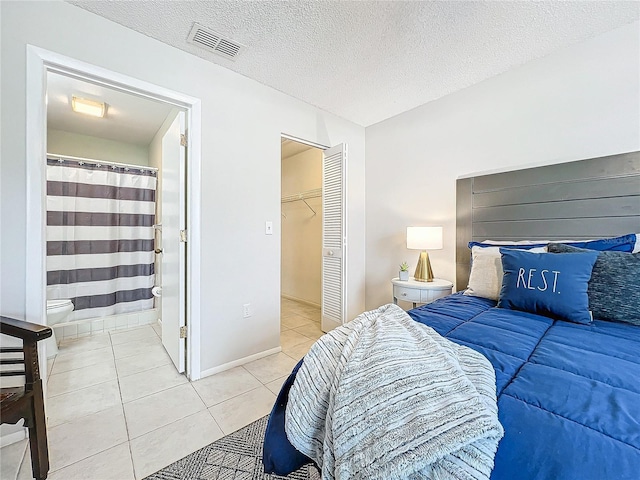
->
xmin=407 ymin=292 xmax=640 ymax=479
xmin=264 ymin=151 xmax=640 ymax=479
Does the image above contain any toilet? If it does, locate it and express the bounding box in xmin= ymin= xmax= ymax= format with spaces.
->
xmin=45 ymin=299 xmax=74 ymax=358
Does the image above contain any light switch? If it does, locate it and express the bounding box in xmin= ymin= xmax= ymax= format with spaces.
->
xmin=265 ymin=221 xmax=273 ymax=235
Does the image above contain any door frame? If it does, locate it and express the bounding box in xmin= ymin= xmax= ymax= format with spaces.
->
xmin=281 ymin=133 xmax=329 ymax=151
xmin=25 ymin=46 xmax=203 ymax=380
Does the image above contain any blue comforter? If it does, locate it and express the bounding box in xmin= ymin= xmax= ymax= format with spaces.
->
xmin=264 ymin=293 xmax=640 ymax=479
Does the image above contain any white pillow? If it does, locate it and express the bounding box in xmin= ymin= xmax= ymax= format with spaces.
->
xmin=464 ymin=245 xmax=547 ymax=301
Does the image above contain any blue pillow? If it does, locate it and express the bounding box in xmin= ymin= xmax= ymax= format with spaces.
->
xmin=468 ymin=241 xmax=546 ymax=250
xmin=548 ymin=243 xmax=640 ymax=326
xmin=563 ymin=234 xmax=637 ymax=252
xmin=498 ymin=249 xmax=599 ymax=324
xmin=468 ymin=233 xmax=637 ymax=252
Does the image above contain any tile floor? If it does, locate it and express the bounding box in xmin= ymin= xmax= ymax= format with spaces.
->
xmin=2 ymin=298 xmax=320 ymax=480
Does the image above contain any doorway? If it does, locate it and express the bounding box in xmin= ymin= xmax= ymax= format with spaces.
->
xmin=280 ymin=136 xmax=347 ymax=334
xmin=280 ymin=138 xmax=323 ymax=313
xmin=44 ymin=70 xmax=189 ymax=374
xmin=25 ymin=47 xmax=202 ymax=381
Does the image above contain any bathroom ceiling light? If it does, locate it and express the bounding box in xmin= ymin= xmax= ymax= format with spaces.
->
xmin=71 ymin=96 xmax=106 ymax=118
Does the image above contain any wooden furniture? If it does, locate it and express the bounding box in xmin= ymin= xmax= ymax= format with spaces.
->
xmin=456 ymin=151 xmax=640 ymax=290
xmin=1 ymin=315 xmax=52 ymax=480
xmin=392 ymin=277 xmax=453 ymax=308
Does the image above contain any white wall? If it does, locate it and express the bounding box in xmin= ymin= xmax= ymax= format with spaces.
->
xmin=0 ymin=7 xmax=21 ymax=444
xmin=281 ymin=148 xmax=322 ymax=306
xmin=365 ymin=21 xmax=640 ymax=309
xmin=0 ymin=1 xmax=365 ymax=374
xmin=47 ymin=128 xmax=150 ymax=166
xmin=0 ymin=1 xmax=3 ymax=319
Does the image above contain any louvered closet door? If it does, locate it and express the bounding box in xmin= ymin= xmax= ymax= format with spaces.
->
xmin=322 ymin=143 xmax=347 ymax=332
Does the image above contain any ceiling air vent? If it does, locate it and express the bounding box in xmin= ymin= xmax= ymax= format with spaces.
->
xmin=187 ymin=23 xmax=244 ymax=61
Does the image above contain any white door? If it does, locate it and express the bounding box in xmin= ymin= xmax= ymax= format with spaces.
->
xmin=321 ymin=143 xmax=347 ymax=332
xmin=161 ymin=111 xmax=187 ymax=373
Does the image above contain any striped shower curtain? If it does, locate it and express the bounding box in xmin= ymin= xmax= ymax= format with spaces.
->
xmin=46 ymin=157 xmax=157 ymax=321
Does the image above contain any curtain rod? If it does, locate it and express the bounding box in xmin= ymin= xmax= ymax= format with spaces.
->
xmin=46 ymin=153 xmax=159 ymax=172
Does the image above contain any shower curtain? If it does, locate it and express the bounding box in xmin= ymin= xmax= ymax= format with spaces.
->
xmin=46 ymin=157 xmax=157 ymax=321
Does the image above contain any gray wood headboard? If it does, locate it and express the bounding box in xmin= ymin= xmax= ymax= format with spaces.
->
xmin=456 ymin=151 xmax=640 ymax=290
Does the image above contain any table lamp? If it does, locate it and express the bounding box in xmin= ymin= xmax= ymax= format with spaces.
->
xmin=406 ymin=226 xmax=443 ymax=282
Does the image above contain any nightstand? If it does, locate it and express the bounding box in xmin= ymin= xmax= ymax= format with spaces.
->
xmin=392 ymin=277 xmax=453 ymax=308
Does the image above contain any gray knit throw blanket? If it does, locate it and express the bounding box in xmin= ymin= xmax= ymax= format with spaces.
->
xmin=285 ymin=303 xmax=504 ymax=480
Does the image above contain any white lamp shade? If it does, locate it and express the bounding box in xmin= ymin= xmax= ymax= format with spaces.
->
xmin=407 ymin=226 xmax=443 ymax=250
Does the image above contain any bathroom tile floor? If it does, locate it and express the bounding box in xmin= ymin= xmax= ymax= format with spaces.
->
xmin=3 ymin=298 xmax=321 ymax=480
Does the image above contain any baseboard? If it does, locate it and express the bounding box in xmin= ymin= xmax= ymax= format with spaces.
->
xmin=280 ymin=294 xmax=320 ymax=309
xmin=199 ymin=346 xmax=282 ymax=379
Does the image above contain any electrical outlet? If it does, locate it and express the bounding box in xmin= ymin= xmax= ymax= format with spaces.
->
xmin=243 ymin=303 xmax=251 ymax=318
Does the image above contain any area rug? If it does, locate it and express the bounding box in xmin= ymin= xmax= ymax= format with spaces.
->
xmin=144 ymin=415 xmax=320 ymax=480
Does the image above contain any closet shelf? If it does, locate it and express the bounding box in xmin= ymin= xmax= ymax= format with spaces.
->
xmin=280 ymin=188 xmax=322 ymax=204
xmin=281 ymin=188 xmax=321 ymax=217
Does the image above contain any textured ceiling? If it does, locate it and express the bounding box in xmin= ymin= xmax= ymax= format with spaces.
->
xmin=47 ymin=71 xmax=174 ymax=145
xmin=68 ymin=1 xmax=639 ymax=127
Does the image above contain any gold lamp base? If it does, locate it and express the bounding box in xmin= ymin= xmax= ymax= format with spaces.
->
xmin=414 ymin=250 xmax=434 ymax=282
